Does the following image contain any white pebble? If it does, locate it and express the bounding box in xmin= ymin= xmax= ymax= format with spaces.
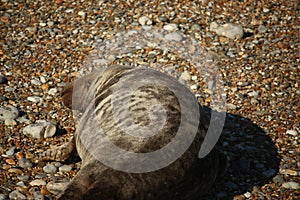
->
xmin=163 ymin=23 xmax=178 ymax=31
xmin=286 ymin=130 xmax=298 ymax=136
xmin=30 ymin=179 xmax=47 ymax=186
xmin=138 ymin=16 xmax=152 ymax=26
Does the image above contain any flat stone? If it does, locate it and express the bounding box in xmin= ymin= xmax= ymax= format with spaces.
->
xmin=179 ymin=71 xmax=191 ymax=81
xmin=286 ymin=130 xmax=298 ymax=136
xmin=282 ymin=181 xmax=300 ymax=189
xmin=30 ymin=179 xmax=47 ymax=186
xmin=43 ymin=164 xmax=57 ymax=173
xmin=0 ymin=106 xmax=19 ymax=120
xmin=163 ymin=23 xmax=178 ymax=31
xmin=23 ymin=122 xmax=56 ymax=139
xmin=59 ymin=165 xmax=72 ymax=172
xmin=46 ymin=181 xmax=69 ymax=195
xmin=164 ymin=32 xmax=183 ymax=41
xmin=272 ymin=175 xmax=284 ymax=184
xmin=9 ymin=190 xmax=26 ymax=200
xmin=138 ymin=16 xmax=152 ymax=26
xmin=263 ymin=169 xmax=276 ymax=177
xmin=27 ymin=96 xmax=43 ymax=103
xmin=19 ymin=158 xmax=33 ymax=168
xmin=214 ymin=23 xmax=244 ymax=39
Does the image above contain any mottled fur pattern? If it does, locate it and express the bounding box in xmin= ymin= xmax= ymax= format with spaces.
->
xmin=41 ymin=65 xmax=226 ymax=200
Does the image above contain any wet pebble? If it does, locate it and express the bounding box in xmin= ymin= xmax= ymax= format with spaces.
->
xmin=262 ymin=169 xmax=276 ymax=178
xmin=43 ymin=164 xmax=57 ymax=173
xmin=272 ymin=175 xmax=284 ymax=184
xmin=0 ymin=106 xmax=19 ymax=121
xmin=23 ymin=122 xmax=56 ymax=139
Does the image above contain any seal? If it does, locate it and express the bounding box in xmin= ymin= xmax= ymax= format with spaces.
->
xmin=41 ymin=65 xmax=227 ymax=200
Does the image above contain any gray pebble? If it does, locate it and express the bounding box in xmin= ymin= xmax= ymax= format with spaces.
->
xmin=9 ymin=190 xmax=26 ymax=200
xmin=138 ymin=16 xmax=152 ymax=26
xmin=179 ymin=71 xmax=191 ymax=81
xmin=34 ymin=195 xmax=45 ymax=200
xmin=0 ymin=194 xmax=7 ymax=200
xmin=35 ymin=174 xmax=47 ymax=179
xmin=191 ymin=24 xmax=202 ymax=31
xmin=43 ymin=164 xmax=57 ymax=173
xmin=23 ymin=122 xmax=56 ymax=139
xmin=258 ymin=25 xmax=268 ymax=33
xmin=0 ymin=106 xmax=19 ymax=121
xmin=17 ymin=175 xmax=30 ymax=181
xmin=272 ymin=175 xmax=284 ymax=184
xmin=163 ymin=23 xmax=178 ymax=31
xmin=6 ymin=147 xmax=15 ymax=156
xmin=282 ymin=181 xmax=300 ymax=189
xmin=0 ymin=75 xmax=7 ymax=84
xmin=213 ymin=23 xmax=244 ymax=39
xmin=46 ymin=181 xmax=69 ymax=195
xmin=59 ymin=165 xmax=72 ymax=172
xmin=164 ymin=32 xmax=183 ymax=41
xmin=158 ymin=16 xmax=168 ymax=22
xmin=0 ymin=94 xmax=6 ymax=102
xmin=19 ymin=158 xmax=33 ymax=168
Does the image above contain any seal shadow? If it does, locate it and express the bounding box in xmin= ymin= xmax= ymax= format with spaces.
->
xmin=201 ymin=106 xmax=281 ymax=199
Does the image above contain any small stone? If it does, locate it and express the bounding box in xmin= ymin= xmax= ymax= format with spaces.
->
xmin=179 ymin=71 xmax=191 ymax=81
xmin=4 ymin=119 xmax=17 ymax=126
xmin=273 ymin=175 xmax=284 ymax=184
xmin=209 ymin=21 xmax=219 ymax=31
xmin=43 ymin=164 xmax=57 ymax=173
xmin=30 ymin=179 xmax=47 ymax=186
xmin=243 ymin=192 xmax=251 ymax=198
xmin=0 ymin=75 xmax=7 ymax=84
xmin=163 ymin=23 xmax=178 ymax=31
xmin=164 ymin=32 xmax=183 ymax=41
xmin=0 ymin=94 xmax=6 ymax=102
xmin=19 ymin=158 xmax=33 ymax=168
xmin=6 ymin=147 xmax=15 ymax=156
xmin=78 ymin=11 xmax=86 ymax=17
xmin=191 ymin=24 xmax=202 ymax=31
xmin=8 ymin=168 xmax=23 ymax=174
xmin=47 ymin=21 xmax=54 ymax=27
xmin=282 ymin=181 xmax=300 ymax=189
xmin=59 ymin=165 xmax=72 ymax=172
xmin=233 ymin=195 xmax=245 ymax=200
xmin=40 ymin=76 xmax=47 ymax=84
xmin=0 ymin=194 xmax=7 ymax=200
xmin=0 ymin=106 xmax=19 ymax=120
xmin=27 ymin=96 xmax=43 ymax=103
xmin=138 ymin=16 xmax=152 ymax=26
xmin=48 ymin=88 xmax=58 ymax=95
xmin=39 ymin=22 xmax=47 ymax=27
xmin=31 ymin=78 xmax=41 ymax=86
xmin=34 ymin=195 xmax=45 ymax=200
xmin=214 ymin=23 xmax=244 ymax=39
xmin=17 ymin=175 xmax=30 ymax=181
xmin=190 ymin=84 xmax=198 ymax=90
xmin=9 ymin=190 xmax=26 ymax=200
xmin=263 ymin=169 xmax=276 ymax=177
xmin=23 ymin=122 xmax=56 ymax=139
xmin=286 ymin=130 xmax=298 ymax=136
xmin=258 ymin=25 xmax=268 ymax=33
xmin=46 ymin=181 xmax=69 ymax=195
xmin=280 ymin=169 xmax=298 ymax=176
xmin=16 ymin=181 xmax=25 ymax=187
xmin=5 ymin=158 xmax=16 ymax=165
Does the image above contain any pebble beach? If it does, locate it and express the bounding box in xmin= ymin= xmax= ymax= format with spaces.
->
xmin=0 ymin=0 xmax=299 ymax=199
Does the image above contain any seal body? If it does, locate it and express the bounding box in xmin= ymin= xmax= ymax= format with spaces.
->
xmin=41 ymin=65 xmax=226 ymax=200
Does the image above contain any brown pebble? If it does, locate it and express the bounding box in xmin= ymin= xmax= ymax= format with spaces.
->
xmin=41 ymin=186 xmax=51 ymax=195
xmin=16 ymin=152 xmax=25 ymax=160
xmin=5 ymin=158 xmax=16 ymax=165
xmin=8 ymin=168 xmax=23 ymax=174
xmin=26 ymin=153 xmax=35 ymax=159
xmin=233 ymin=195 xmax=246 ymax=200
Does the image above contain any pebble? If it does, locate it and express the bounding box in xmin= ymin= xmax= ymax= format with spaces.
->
xmin=179 ymin=71 xmax=191 ymax=81
xmin=8 ymin=168 xmax=23 ymax=174
xmin=4 ymin=119 xmax=17 ymax=126
xmin=286 ymin=130 xmax=298 ymax=136
xmin=0 ymin=194 xmax=6 ymax=200
xmin=46 ymin=181 xmax=68 ymax=195
xmin=191 ymin=24 xmax=202 ymax=31
xmin=43 ymin=164 xmax=57 ymax=173
xmin=272 ymin=175 xmax=284 ymax=184
xmin=0 ymin=94 xmax=6 ymax=102
xmin=163 ymin=23 xmax=178 ymax=31
xmin=27 ymin=96 xmax=43 ymax=103
xmin=17 ymin=175 xmax=30 ymax=181
xmin=23 ymin=121 xmax=56 ymax=139
xmin=19 ymin=158 xmax=33 ymax=168
xmin=138 ymin=16 xmax=152 ymax=26
xmin=0 ymin=106 xmax=19 ymax=121
xmin=282 ymin=181 xmax=300 ymax=189
xmin=9 ymin=190 xmax=26 ymax=200
xmin=59 ymin=165 xmax=72 ymax=172
xmin=0 ymin=75 xmax=7 ymax=84
xmin=48 ymin=88 xmax=58 ymax=96
xmin=31 ymin=78 xmax=41 ymax=86
xmin=6 ymin=147 xmax=15 ymax=156
xmin=29 ymin=179 xmax=47 ymax=186
xmin=164 ymin=32 xmax=183 ymax=41
xmin=243 ymin=192 xmax=251 ymax=198
xmin=211 ymin=22 xmax=244 ymax=39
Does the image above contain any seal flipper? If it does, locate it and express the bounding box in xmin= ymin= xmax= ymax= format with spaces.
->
xmin=40 ymin=136 xmax=76 ymax=162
